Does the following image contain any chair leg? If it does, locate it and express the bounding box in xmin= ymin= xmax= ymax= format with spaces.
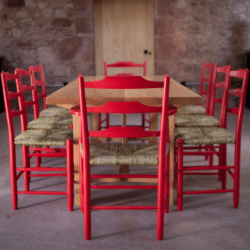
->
xmin=79 ymin=144 xmax=84 ymax=213
xmin=67 ymin=140 xmax=74 ymax=211
xmin=10 ymin=144 xmax=18 ymax=210
xmin=234 ymin=146 xmax=240 ymax=208
xmin=83 ymin=156 xmax=91 ymax=240
xmin=157 ymin=155 xmax=165 ymax=240
xmin=23 ymin=146 xmax=30 ymax=191
xmin=219 ymin=144 xmax=227 ymax=189
xmin=164 ymin=153 xmax=170 ymax=214
xmin=177 ymin=140 xmax=184 ymax=212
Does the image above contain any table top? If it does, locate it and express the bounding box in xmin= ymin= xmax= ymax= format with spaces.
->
xmin=46 ymin=75 xmax=202 ymax=108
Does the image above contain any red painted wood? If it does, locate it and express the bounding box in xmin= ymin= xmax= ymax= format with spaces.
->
xmin=1 ymin=71 xmax=74 ymax=211
xmin=102 ymin=61 xmax=148 ymax=130
xmin=74 ymin=74 xmax=177 ymax=240
xmin=199 ymin=61 xmax=214 ymax=114
xmin=176 ymin=68 xmax=249 ymax=211
xmin=104 ymin=61 xmax=147 ymax=76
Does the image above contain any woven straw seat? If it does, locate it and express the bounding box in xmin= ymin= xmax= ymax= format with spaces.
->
xmin=175 ymin=114 xmax=220 ymax=127
xmin=80 ymin=143 xmax=167 ymax=166
xmin=15 ymin=129 xmax=73 ymax=147
xmin=175 ymin=127 xmax=235 ymax=145
xmin=27 ymin=116 xmax=72 ymax=130
xmin=176 ymin=105 xmax=206 ymax=115
xmin=40 ymin=106 xmax=72 ymax=117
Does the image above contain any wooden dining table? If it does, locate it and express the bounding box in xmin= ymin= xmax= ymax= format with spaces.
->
xmin=46 ymin=75 xmax=202 ymax=206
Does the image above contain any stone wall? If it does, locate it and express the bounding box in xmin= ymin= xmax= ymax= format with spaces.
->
xmin=0 ymin=0 xmax=250 ymax=86
xmin=155 ymin=0 xmax=250 ymax=83
xmin=0 ymin=0 xmax=94 ymax=85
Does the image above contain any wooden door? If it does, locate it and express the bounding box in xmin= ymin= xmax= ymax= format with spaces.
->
xmin=94 ymin=0 xmax=155 ymax=76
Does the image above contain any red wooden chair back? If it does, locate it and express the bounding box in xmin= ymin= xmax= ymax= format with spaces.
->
xmin=104 ymin=61 xmax=147 ymax=76
xmin=15 ymin=68 xmax=40 ymax=119
xmin=228 ymin=69 xmax=249 ymax=146
xmin=199 ymin=61 xmax=214 ymax=114
xmin=1 ymin=71 xmax=28 ymax=139
xmin=74 ymin=74 xmax=174 ymax=240
xmin=29 ymin=64 xmax=47 ymax=113
xmin=80 ymin=75 xmax=169 ymax=142
xmin=209 ymin=64 xmax=232 ymax=128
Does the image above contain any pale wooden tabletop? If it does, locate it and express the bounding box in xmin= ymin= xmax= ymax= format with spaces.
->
xmin=46 ymin=75 xmax=202 ymax=108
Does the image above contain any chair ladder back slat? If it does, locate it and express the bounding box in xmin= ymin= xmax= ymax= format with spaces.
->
xmin=29 ymin=64 xmax=48 ymax=110
xmin=199 ymin=61 xmax=214 ymax=113
xmin=104 ymin=61 xmax=147 ymax=76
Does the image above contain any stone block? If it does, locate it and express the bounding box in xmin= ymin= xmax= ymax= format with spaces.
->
xmin=25 ymin=0 xmax=36 ymax=8
xmin=73 ymin=36 xmax=94 ymax=62
xmin=44 ymin=63 xmax=71 ymax=77
xmin=75 ymin=16 xmax=93 ymax=35
xmin=55 ymin=9 xmax=68 ymax=18
xmin=21 ymin=49 xmax=37 ymax=65
xmin=73 ymin=0 xmax=93 ymax=14
xmin=42 ymin=8 xmax=53 ymax=19
xmin=155 ymin=36 xmax=187 ymax=61
xmin=16 ymin=10 xmax=29 ymax=18
xmin=74 ymin=61 xmax=95 ymax=76
xmin=38 ymin=3 xmax=46 ymax=9
xmin=155 ymin=17 xmax=175 ymax=36
xmin=12 ymin=28 xmax=22 ymax=38
xmin=20 ymin=18 xmax=35 ymax=27
xmin=57 ymin=36 xmax=82 ymax=60
xmin=155 ymin=0 xmax=175 ymax=17
xmin=37 ymin=47 xmax=57 ymax=64
xmin=3 ymin=19 xmax=16 ymax=28
xmin=51 ymin=18 xmax=72 ymax=28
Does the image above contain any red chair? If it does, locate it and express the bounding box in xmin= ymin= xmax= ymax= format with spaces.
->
xmin=101 ymin=61 xmax=149 ymax=132
xmin=175 ymin=64 xmax=231 ymax=166
xmin=15 ymin=68 xmax=72 ymax=130
xmin=176 ymin=61 xmax=214 ymax=115
xmin=29 ymin=64 xmax=73 ymax=119
xmin=1 ymin=71 xmax=74 ymax=211
xmin=71 ymin=75 xmax=177 ymax=240
xmin=176 ymin=68 xmax=249 ymax=210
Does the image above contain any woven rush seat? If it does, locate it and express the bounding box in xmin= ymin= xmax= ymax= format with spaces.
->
xmin=40 ymin=106 xmax=72 ymax=117
xmin=27 ymin=116 xmax=72 ymax=130
xmin=80 ymin=143 xmax=168 ymax=166
xmin=176 ymin=105 xmax=206 ymax=115
xmin=15 ymin=129 xmax=73 ymax=147
xmin=175 ymin=127 xmax=235 ymax=146
xmin=175 ymin=114 xmax=220 ymax=127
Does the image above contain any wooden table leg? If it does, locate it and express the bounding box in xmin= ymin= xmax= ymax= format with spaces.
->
xmin=168 ymin=114 xmax=175 ymax=206
xmin=73 ymin=115 xmax=80 ymax=206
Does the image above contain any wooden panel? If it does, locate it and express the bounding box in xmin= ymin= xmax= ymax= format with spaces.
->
xmin=94 ymin=0 xmax=154 ymax=76
xmin=146 ymin=0 xmax=155 ymax=75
